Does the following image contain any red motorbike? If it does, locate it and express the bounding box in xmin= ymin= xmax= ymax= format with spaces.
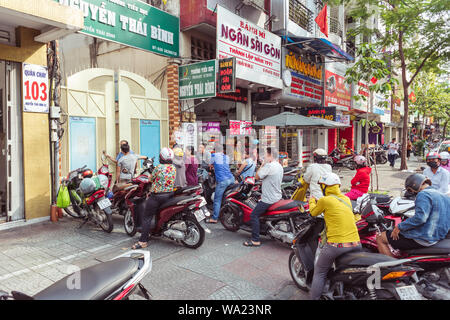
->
xmin=326 ymin=148 xmax=357 ymax=170
xmin=219 ymin=177 xmax=308 ymax=245
xmin=354 ymin=194 xmax=450 ymax=300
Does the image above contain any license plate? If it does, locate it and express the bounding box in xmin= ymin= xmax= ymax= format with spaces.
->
xmin=194 ymin=209 xmax=206 ymax=222
xmin=201 ymin=206 xmax=211 ymax=217
xmin=97 ymin=198 xmax=111 ymax=210
xmin=395 ymin=285 xmax=422 ymax=300
xmin=199 ymin=197 xmax=207 ymax=207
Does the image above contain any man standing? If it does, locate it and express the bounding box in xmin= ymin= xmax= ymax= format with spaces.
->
xmin=206 ymin=143 xmax=235 ymax=224
xmin=116 ymin=143 xmax=139 ymax=184
xmin=243 ymin=147 xmax=283 ymax=247
xmin=423 ymin=152 xmax=449 ymax=194
xmin=387 ymin=138 xmax=399 ymax=168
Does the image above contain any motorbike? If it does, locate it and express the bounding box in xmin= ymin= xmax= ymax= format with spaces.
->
xmin=123 ymin=187 xmax=210 ymax=248
xmin=288 ymin=216 xmax=424 ymax=300
xmin=0 ymin=250 xmax=152 ymax=300
xmin=61 ymin=165 xmax=89 ymax=219
xmin=198 ymin=166 xmax=215 ymax=209
xmin=326 ymin=148 xmax=357 ymax=170
xmin=78 ymin=173 xmax=114 ymax=233
xmin=281 ymin=166 xmax=302 ymax=200
xmin=219 ymin=176 xmax=308 ymax=245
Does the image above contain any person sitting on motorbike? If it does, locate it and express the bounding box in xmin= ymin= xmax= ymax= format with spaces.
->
xmin=345 ymin=155 xmax=371 ymax=200
xmin=376 ymin=174 xmax=450 ymax=257
xmin=423 ymin=152 xmax=449 ymax=194
xmin=440 ymin=151 xmax=450 ymax=173
xmin=235 ymin=149 xmax=256 ymax=181
xmin=243 ymin=147 xmax=283 ymax=247
xmin=132 ymin=148 xmax=176 ymax=249
xmin=308 ymin=173 xmax=362 ymax=300
xmin=303 ymin=148 xmax=332 ymax=199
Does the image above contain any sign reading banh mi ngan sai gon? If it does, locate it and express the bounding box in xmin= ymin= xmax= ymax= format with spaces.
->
xmin=56 ymin=0 xmax=179 ymax=57
xmin=218 ymin=57 xmax=236 ymax=93
xmin=179 ymin=60 xmax=216 ymax=99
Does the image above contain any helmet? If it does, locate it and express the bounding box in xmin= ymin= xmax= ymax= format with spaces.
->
xmin=405 ymin=173 xmax=431 ymax=193
xmin=97 ymin=174 xmax=109 ymax=189
xmin=80 ymin=178 xmax=96 ymax=195
xmin=354 ymin=155 xmax=367 ymax=166
xmin=318 ymin=173 xmax=341 ymax=186
xmin=426 ymin=152 xmax=441 ymax=160
xmin=160 ymin=147 xmax=174 ymax=161
xmin=313 ymin=148 xmax=328 ymax=163
xmin=439 ymin=151 xmax=449 ymax=161
xmin=82 ymin=169 xmax=93 ymax=178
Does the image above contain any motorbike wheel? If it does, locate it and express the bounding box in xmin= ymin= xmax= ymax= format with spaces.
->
xmin=181 ymin=216 xmax=205 ymax=249
xmin=288 ymin=252 xmax=309 ymax=292
xmin=282 ymin=187 xmax=296 ymax=200
xmin=377 ymin=155 xmax=388 ymax=164
xmin=345 ymin=161 xmax=356 ymax=170
xmin=219 ymin=204 xmax=240 ymax=232
xmin=64 ymin=191 xmax=87 ymax=219
xmin=96 ymin=207 xmax=113 ymax=233
xmin=124 ymin=208 xmax=137 ymax=237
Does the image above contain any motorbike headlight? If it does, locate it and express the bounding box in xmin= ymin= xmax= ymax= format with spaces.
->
xmin=98 ymin=174 xmax=109 ymax=189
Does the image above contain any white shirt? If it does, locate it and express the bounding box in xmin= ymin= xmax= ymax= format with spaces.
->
xmin=423 ymin=166 xmax=449 ymax=194
xmin=387 ymin=142 xmax=399 ymax=155
xmin=303 ymin=163 xmax=333 ymax=199
xmin=258 ymin=160 xmax=284 ymax=204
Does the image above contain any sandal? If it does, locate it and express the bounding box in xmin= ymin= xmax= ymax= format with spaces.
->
xmin=243 ymin=241 xmax=261 ymax=247
xmin=132 ymin=242 xmax=148 ymax=249
xmin=206 ymin=218 xmax=218 ymax=224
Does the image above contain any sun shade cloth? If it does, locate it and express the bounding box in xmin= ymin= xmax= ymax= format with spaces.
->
xmin=254 ymin=112 xmax=349 ymax=128
xmin=283 ymin=36 xmax=354 ymax=62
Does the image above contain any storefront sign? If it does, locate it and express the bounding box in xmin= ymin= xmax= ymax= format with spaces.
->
xmin=23 ymin=63 xmax=49 ymax=113
xmin=324 ymin=62 xmax=351 ymax=111
xmin=56 ymin=0 xmax=179 ymax=57
xmin=373 ymin=92 xmax=385 ymax=115
xmin=230 ymin=120 xmax=252 ymax=135
xmin=179 ymin=60 xmax=216 ymax=99
xmin=299 ymin=106 xmax=336 ymax=121
xmin=218 ymin=57 xmax=236 ymax=93
xmin=352 ymin=81 xmax=370 ymax=112
xmin=199 ymin=121 xmax=221 ymax=133
xmin=217 ymin=5 xmax=282 ymax=89
xmin=282 ymin=49 xmax=323 ymax=105
xmin=336 ymin=111 xmax=350 ymax=125
xmin=182 ymin=123 xmax=198 ymax=149
xmin=216 ymin=87 xmax=248 ymax=102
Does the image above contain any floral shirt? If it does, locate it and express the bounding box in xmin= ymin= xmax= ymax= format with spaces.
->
xmin=149 ymin=164 xmax=176 ymax=193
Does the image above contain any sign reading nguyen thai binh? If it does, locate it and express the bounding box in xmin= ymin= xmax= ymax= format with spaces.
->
xmin=56 ymin=0 xmax=179 ymax=57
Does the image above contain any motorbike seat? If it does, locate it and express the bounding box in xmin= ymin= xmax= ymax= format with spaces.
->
xmin=33 ymin=257 xmax=139 ymax=300
xmin=159 ymin=195 xmax=194 ymax=210
xmin=404 ymin=239 xmax=450 ymax=255
xmin=335 ymin=251 xmax=397 ymax=268
xmin=282 ymin=175 xmax=295 ymax=183
xmin=174 ymin=185 xmax=202 ymax=195
xmin=369 ymin=193 xmax=391 ymax=204
xmin=112 ymin=183 xmax=133 ymax=193
xmin=268 ymin=200 xmax=299 ymax=212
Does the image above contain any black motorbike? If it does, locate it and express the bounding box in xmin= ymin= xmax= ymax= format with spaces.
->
xmin=62 ymin=165 xmax=89 ymax=219
xmin=198 ymin=166 xmax=215 ymax=209
xmin=288 ymin=217 xmax=424 ymax=300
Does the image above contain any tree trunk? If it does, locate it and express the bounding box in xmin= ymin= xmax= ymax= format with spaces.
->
xmin=398 ymin=29 xmax=409 ymax=170
xmin=443 ymin=119 xmax=449 ymax=138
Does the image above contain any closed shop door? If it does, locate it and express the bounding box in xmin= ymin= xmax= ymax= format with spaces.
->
xmin=140 ymin=120 xmax=161 ymax=164
xmin=69 ymin=117 xmax=97 ymax=171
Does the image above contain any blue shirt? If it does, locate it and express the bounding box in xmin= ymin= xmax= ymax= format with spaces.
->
xmin=116 ymin=150 xmax=135 ymax=161
xmin=210 ymin=152 xmax=233 ymax=182
xmin=398 ymin=187 xmax=450 ymax=242
xmin=240 ymin=158 xmax=256 ymax=179
xmin=423 ymin=166 xmax=449 ymax=194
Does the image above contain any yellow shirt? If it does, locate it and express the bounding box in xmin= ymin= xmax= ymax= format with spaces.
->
xmin=309 ymin=185 xmax=360 ymax=243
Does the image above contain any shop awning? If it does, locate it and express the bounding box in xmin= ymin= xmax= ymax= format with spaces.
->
xmin=254 ymin=112 xmax=349 ymax=128
xmin=282 ymin=36 xmax=354 ymax=62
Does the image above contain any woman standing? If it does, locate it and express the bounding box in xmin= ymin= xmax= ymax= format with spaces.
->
xmin=173 ymin=144 xmax=187 ymax=188
xmin=185 ymin=146 xmax=199 ymax=186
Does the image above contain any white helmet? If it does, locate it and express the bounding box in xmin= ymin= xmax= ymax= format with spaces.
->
xmin=354 ymin=155 xmax=367 ymax=166
xmin=440 ymin=151 xmax=449 ymax=161
xmin=313 ymin=148 xmax=327 ymax=156
xmin=318 ymin=173 xmax=341 ymax=186
xmin=160 ymin=147 xmax=174 ymax=161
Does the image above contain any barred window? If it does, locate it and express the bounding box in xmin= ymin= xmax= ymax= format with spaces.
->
xmin=191 ymin=37 xmax=216 ymax=61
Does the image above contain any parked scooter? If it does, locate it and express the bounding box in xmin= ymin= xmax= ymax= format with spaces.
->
xmin=198 ymin=166 xmax=215 ymax=209
xmin=327 ymin=148 xmax=357 ymax=170
xmin=62 ymin=165 xmax=91 ymax=219
xmin=288 ymin=216 xmax=424 ymax=300
xmin=281 ymin=166 xmax=302 ymax=200
xmin=219 ymin=177 xmax=308 ymax=245
xmin=0 ymin=250 xmax=152 ymax=300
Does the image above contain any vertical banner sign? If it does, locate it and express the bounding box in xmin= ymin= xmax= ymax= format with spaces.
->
xmin=182 ymin=123 xmax=198 ymax=150
xmin=179 ymin=60 xmax=216 ymax=99
xmin=218 ymin=57 xmax=236 ymax=93
xmin=229 ymin=120 xmax=241 ymax=135
xmin=324 ymin=62 xmax=351 ymax=111
xmin=23 ymin=63 xmax=49 ymax=113
xmin=217 ymin=5 xmax=282 ymax=89
xmin=56 ymin=0 xmax=179 ymax=57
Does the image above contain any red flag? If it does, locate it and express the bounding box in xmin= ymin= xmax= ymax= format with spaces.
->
xmin=315 ymin=4 xmax=328 ymax=37
xmin=409 ymin=91 xmax=416 ymax=103
xmin=370 ymin=77 xmax=378 ymax=84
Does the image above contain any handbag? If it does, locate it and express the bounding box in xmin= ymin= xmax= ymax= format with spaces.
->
xmin=56 ymin=183 xmax=71 ymax=208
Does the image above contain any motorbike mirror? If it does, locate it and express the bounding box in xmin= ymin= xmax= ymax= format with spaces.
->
xmin=101 ymin=153 xmax=107 ymax=164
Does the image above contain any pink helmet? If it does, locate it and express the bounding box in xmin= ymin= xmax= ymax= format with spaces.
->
xmin=354 ymin=155 xmax=367 ymax=166
xmin=160 ymin=147 xmax=174 ymax=161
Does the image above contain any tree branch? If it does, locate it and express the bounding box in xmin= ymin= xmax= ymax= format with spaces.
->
xmin=407 ymin=40 xmax=446 ymax=86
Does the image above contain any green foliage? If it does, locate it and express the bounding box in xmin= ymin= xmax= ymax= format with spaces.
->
xmin=413 ymin=139 xmax=426 ymax=156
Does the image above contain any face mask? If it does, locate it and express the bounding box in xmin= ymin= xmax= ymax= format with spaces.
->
xmin=427 ymin=161 xmax=439 ymax=169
